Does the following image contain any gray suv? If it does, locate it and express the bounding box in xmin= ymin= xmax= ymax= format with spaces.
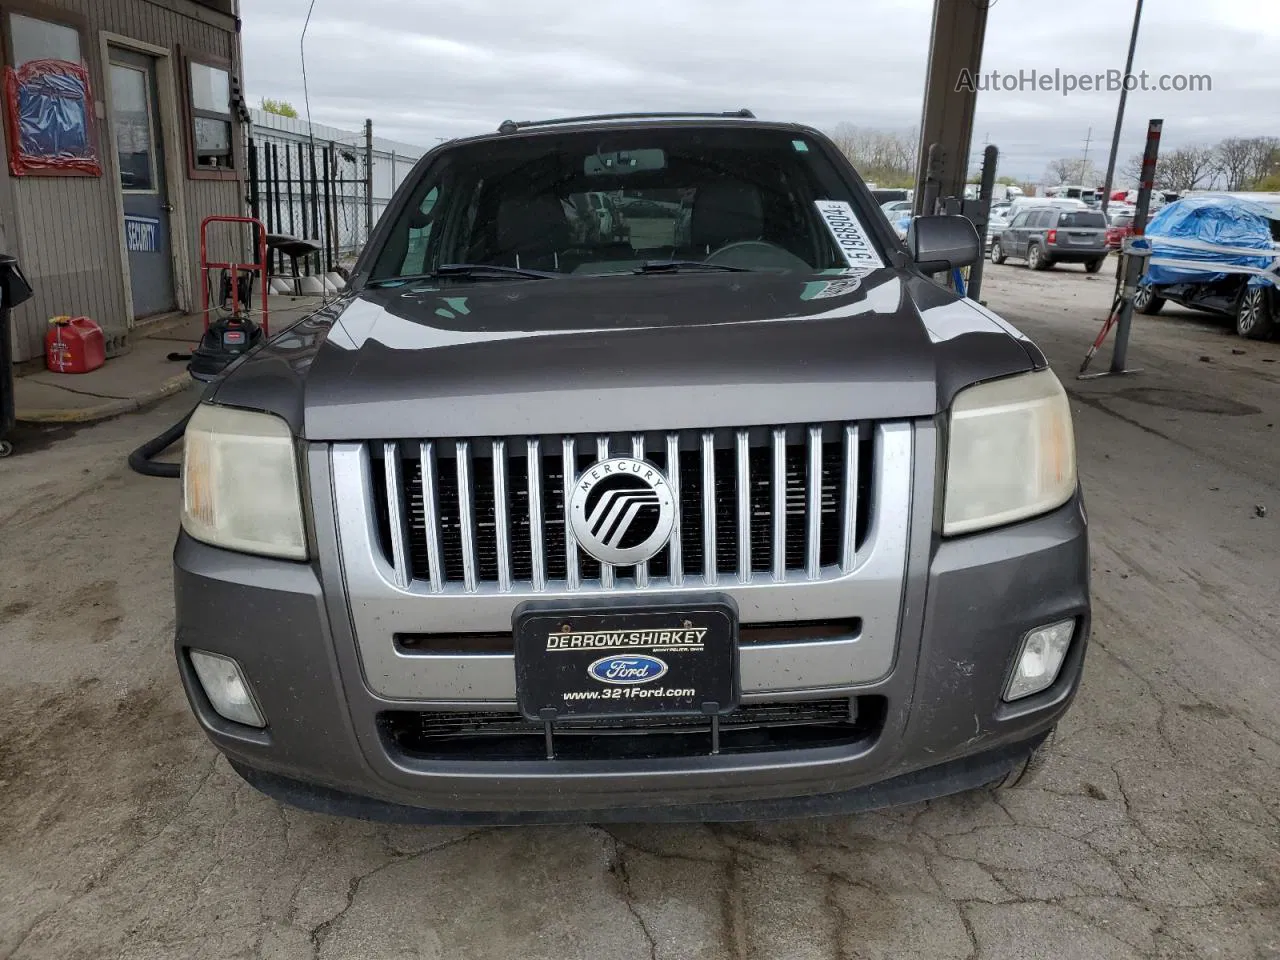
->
xmin=174 ymin=113 xmax=1089 ymax=823
xmin=991 ymin=206 xmax=1109 ymax=272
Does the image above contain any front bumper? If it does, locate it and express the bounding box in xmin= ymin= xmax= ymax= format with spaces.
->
xmin=173 ymin=480 xmax=1090 ymax=820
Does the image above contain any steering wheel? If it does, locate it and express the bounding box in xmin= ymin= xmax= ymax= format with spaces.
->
xmin=704 ymin=240 xmax=812 ymax=272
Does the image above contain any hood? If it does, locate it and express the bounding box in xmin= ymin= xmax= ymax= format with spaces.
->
xmin=211 ymin=267 xmax=1040 ymax=440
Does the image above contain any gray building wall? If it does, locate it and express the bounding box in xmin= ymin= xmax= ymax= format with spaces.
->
xmin=1 ymin=0 xmax=245 ymax=362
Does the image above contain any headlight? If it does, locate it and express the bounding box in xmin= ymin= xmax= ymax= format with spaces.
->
xmin=181 ymin=404 xmax=308 ymax=559
xmin=944 ymin=369 xmax=1076 ymax=536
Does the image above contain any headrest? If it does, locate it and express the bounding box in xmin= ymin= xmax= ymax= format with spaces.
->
xmin=691 ymin=182 xmax=763 ymax=250
xmin=496 ymin=195 xmax=570 ymax=257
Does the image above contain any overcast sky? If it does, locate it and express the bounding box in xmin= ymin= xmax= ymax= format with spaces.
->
xmin=242 ymin=0 xmax=1280 ymax=183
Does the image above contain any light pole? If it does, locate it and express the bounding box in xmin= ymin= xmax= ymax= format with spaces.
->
xmin=1101 ymin=0 xmax=1145 ymax=214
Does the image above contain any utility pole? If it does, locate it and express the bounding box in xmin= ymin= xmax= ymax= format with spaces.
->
xmin=1080 ymin=127 xmax=1093 ymax=185
xmin=1101 ymin=0 xmax=1145 ymax=214
xmin=363 ymin=118 xmax=374 ymax=242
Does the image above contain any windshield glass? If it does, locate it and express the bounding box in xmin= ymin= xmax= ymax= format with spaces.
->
xmin=368 ymin=127 xmax=876 ymax=280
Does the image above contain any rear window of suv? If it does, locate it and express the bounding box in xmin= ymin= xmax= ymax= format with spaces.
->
xmin=369 ymin=127 xmax=878 ymax=280
xmin=1057 ymin=212 xmax=1106 ymax=228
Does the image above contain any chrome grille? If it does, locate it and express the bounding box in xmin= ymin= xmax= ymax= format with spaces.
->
xmin=369 ymin=424 xmax=871 ymax=593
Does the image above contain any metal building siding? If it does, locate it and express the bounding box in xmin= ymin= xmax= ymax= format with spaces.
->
xmin=2 ymin=0 xmax=243 ymax=361
xmin=9 ymin=171 xmax=127 ymax=361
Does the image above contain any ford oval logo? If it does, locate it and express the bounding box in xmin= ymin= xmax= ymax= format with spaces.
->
xmin=587 ymin=654 xmax=669 ymax=685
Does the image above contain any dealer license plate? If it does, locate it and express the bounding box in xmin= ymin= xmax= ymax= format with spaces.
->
xmin=513 ymin=599 xmax=738 ymax=720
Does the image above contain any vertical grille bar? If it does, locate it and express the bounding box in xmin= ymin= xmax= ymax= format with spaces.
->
xmin=456 ymin=440 xmax=478 ymax=592
xmin=771 ymin=428 xmax=786 ymax=583
xmin=389 ymin=421 xmax=869 ymax=591
xmin=666 ymin=433 xmax=683 ymax=586
xmin=701 ymin=431 xmax=717 ymax=585
xmin=527 ymin=439 xmax=545 ymax=591
xmin=418 ymin=441 xmax=445 ymax=593
xmin=805 ymin=426 xmax=822 ymax=580
xmin=492 ymin=440 xmax=511 ymax=592
xmin=382 ymin=442 xmax=411 ymax=589
xmin=840 ymin=425 xmax=859 ymax=573
xmin=632 ymin=434 xmax=649 ymax=587
xmin=562 ymin=437 xmax=579 ymax=590
xmin=736 ymin=430 xmax=751 ymax=583
xmin=596 ymin=436 xmax=614 ymax=588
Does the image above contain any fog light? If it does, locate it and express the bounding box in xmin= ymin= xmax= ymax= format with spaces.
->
xmin=189 ymin=650 xmax=266 ymax=728
xmin=1005 ymin=620 xmax=1075 ymax=702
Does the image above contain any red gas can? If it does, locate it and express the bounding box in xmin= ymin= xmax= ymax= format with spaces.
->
xmin=45 ymin=316 xmax=106 ymax=374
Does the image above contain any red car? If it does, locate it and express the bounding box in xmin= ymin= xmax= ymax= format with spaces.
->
xmin=1105 ymin=210 xmax=1136 ymax=250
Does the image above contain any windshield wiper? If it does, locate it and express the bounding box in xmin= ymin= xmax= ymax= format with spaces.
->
xmin=634 ymin=260 xmax=753 ymax=274
xmin=368 ymin=263 xmax=558 ymax=287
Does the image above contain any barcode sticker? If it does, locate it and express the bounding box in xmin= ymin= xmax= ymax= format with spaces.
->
xmin=815 ymin=200 xmax=884 ymax=268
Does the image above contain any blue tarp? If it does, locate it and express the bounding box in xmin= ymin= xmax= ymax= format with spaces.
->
xmin=17 ymin=69 xmax=92 ymax=160
xmin=1144 ymin=195 xmax=1280 ymax=289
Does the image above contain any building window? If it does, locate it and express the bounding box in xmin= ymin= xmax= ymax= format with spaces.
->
xmin=10 ymin=13 xmax=79 ymax=64
xmin=110 ymin=64 xmax=154 ymax=192
xmin=187 ymin=58 xmax=233 ymax=171
xmin=2 ymin=11 xmax=100 ymax=177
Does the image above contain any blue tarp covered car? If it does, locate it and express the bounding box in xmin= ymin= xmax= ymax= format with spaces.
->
xmin=1136 ymin=194 xmax=1280 ymax=339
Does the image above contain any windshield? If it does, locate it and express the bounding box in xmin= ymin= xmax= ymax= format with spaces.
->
xmin=368 ymin=127 xmax=876 ymax=281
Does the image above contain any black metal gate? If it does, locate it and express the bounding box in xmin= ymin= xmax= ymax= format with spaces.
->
xmin=246 ymin=136 xmax=368 ymax=280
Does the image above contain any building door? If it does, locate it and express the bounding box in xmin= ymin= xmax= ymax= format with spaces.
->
xmin=109 ymin=48 xmax=175 ymax=319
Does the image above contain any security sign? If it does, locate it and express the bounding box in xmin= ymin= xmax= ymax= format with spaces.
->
xmin=124 ymin=215 xmax=160 ymax=253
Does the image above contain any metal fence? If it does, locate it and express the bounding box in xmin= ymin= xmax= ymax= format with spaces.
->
xmin=245 ymin=109 xmax=425 ymax=279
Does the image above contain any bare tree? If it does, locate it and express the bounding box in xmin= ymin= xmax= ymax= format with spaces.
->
xmin=1215 ymin=138 xmax=1255 ymax=191
xmin=1161 ymin=145 xmax=1219 ymax=192
xmin=828 ymin=123 xmax=919 ymax=187
xmin=1043 ymin=158 xmax=1076 ymax=185
xmin=1244 ymin=136 xmax=1280 ymax=188
xmin=1043 ymin=158 xmax=1099 ymax=188
xmin=1121 ymin=151 xmax=1169 ymax=190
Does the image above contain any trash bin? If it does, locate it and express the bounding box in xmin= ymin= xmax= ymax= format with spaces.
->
xmin=0 ymin=252 xmax=35 ymax=458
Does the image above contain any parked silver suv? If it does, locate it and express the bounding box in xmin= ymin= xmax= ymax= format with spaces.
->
xmin=174 ymin=113 xmax=1089 ymax=822
xmin=990 ymin=206 xmax=1109 ymax=273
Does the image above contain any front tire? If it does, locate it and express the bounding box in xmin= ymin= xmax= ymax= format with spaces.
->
xmin=1236 ymin=286 xmax=1276 ymax=339
xmin=990 ymin=240 xmax=1006 ymax=265
xmin=1028 ymin=244 xmax=1049 ymax=271
xmin=1085 ymin=258 xmax=1104 ymax=274
xmin=993 ymin=728 xmax=1057 ymax=790
xmin=1134 ymin=284 xmax=1165 ymax=315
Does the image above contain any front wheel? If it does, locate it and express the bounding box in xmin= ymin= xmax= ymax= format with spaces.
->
xmin=990 ymin=240 xmax=1006 ymax=265
xmin=1236 ymin=286 xmax=1276 ymax=340
xmin=0 ymin=439 xmax=11 ymax=458
xmin=1134 ymin=284 xmax=1165 ymax=315
xmin=993 ymin=728 xmax=1057 ymax=790
xmin=1084 ymin=258 xmax=1104 ymax=274
xmin=1028 ymin=244 xmax=1048 ymax=271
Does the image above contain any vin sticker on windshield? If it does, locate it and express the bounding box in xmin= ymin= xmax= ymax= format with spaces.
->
xmin=815 ymin=200 xmax=884 ymax=269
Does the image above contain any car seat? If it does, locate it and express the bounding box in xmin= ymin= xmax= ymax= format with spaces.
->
xmin=494 ymin=195 xmax=572 ymax=271
xmin=689 ymin=182 xmax=764 ymax=256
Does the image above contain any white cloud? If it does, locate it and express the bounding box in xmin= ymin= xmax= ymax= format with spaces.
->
xmin=243 ymin=0 xmax=1280 ymax=182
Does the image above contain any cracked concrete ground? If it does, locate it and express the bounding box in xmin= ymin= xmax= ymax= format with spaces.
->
xmin=2 ymin=264 xmax=1278 ymax=959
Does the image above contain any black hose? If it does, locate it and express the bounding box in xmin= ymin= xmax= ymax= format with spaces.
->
xmin=128 ymin=405 xmax=196 ymax=478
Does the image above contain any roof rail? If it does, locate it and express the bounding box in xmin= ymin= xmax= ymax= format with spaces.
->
xmin=496 ymin=110 xmax=755 ymax=134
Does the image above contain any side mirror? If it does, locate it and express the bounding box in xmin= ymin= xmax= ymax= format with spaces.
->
xmin=907 ymin=215 xmax=980 ymax=273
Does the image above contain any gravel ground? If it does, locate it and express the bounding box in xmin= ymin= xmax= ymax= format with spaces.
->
xmin=1 ymin=263 xmax=1277 ymax=960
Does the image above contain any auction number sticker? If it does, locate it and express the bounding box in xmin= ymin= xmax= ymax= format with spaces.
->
xmin=815 ymin=200 xmax=883 ymax=268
